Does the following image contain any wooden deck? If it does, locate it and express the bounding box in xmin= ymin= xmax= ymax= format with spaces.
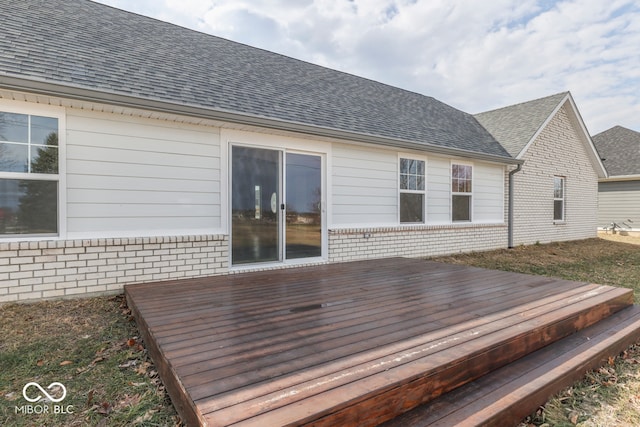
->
xmin=125 ymin=258 xmax=638 ymax=426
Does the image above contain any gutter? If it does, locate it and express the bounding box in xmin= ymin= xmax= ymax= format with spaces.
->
xmin=599 ymin=174 xmax=640 ymax=182
xmin=0 ymin=75 xmax=521 ymax=166
xmin=508 ymin=163 xmax=523 ymax=248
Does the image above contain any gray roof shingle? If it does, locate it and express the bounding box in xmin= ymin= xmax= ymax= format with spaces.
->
xmin=474 ymin=92 xmax=569 ymax=157
xmin=0 ymin=0 xmax=511 ymax=159
xmin=592 ymin=126 xmax=640 ymax=176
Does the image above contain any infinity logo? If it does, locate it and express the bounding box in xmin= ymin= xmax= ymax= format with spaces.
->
xmin=22 ymin=382 xmax=67 ymax=403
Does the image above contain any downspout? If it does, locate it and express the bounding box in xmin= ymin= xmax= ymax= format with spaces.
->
xmin=508 ymin=163 xmax=523 ymax=248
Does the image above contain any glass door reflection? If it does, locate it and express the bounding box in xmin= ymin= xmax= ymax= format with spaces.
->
xmin=231 ymin=146 xmax=280 ymax=265
xmin=285 ymin=153 xmax=322 ymax=259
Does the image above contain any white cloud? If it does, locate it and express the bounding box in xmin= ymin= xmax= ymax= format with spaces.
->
xmin=92 ymin=0 xmax=640 ymax=133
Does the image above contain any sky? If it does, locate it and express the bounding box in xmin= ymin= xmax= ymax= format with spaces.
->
xmin=93 ymin=0 xmax=640 ymax=135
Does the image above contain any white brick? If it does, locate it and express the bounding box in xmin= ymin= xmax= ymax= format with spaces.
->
xmin=18 ymin=249 xmax=41 ymax=257
xmin=18 ymin=291 xmax=42 ymax=301
xmin=0 ymin=294 xmax=19 ymax=302
xmin=10 ymin=257 xmax=34 ymax=265
xmin=10 ymin=271 xmax=33 ymax=280
xmin=42 ymin=289 xmax=65 ymax=298
xmin=86 ymin=285 xmax=107 ymax=293
xmin=34 ymin=283 xmax=57 ymax=291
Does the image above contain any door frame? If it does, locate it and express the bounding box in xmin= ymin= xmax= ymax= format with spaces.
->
xmin=222 ymin=129 xmax=330 ymax=269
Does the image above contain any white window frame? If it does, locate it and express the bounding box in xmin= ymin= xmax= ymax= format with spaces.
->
xmin=451 ymin=162 xmax=473 ymax=222
xmin=398 ymin=155 xmax=426 ymax=224
xmin=0 ymin=100 xmax=66 ymax=240
xmin=553 ymin=176 xmax=565 ymax=222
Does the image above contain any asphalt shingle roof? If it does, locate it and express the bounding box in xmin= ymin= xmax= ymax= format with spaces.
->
xmin=0 ymin=0 xmax=511 ymax=159
xmin=474 ymin=92 xmax=569 ymax=157
xmin=592 ymin=126 xmax=640 ymax=176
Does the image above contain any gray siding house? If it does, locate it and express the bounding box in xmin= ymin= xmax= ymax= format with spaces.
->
xmin=0 ymin=0 xmax=604 ymax=302
xmin=593 ymin=126 xmax=640 ymax=234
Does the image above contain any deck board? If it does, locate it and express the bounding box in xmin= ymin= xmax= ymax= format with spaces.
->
xmin=125 ymin=257 xmax=633 ymax=426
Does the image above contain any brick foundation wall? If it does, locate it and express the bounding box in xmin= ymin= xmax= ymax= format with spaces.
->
xmin=2 ymin=225 xmax=510 ymax=302
xmin=329 ymin=224 xmax=507 ymax=262
xmin=0 ymin=235 xmax=228 ymax=303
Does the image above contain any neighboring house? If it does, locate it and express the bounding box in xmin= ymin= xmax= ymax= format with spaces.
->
xmin=475 ymin=92 xmax=607 ymax=246
xmin=592 ymin=126 xmax=640 ymax=235
xmin=0 ymin=0 xmax=599 ymax=302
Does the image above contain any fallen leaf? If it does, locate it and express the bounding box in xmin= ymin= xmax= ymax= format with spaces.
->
xmin=608 ymin=356 xmax=616 ymax=365
xmin=136 ymin=361 xmax=152 ymax=375
xmin=127 ymin=338 xmax=137 ymax=347
xmin=92 ymin=356 xmax=105 ymax=365
xmin=129 ymin=382 xmax=146 ymax=387
xmin=119 ymin=359 xmax=137 ymax=369
xmin=569 ymin=411 xmax=579 ymax=424
xmin=36 ymin=359 xmax=44 ymax=366
xmin=133 ymin=409 xmax=156 ymax=424
xmin=137 ymin=344 xmax=144 ymax=352
xmin=97 ymin=401 xmax=113 ymax=415
xmin=60 ymin=360 xmax=73 ymax=366
xmin=87 ymin=389 xmax=94 ymax=407
xmin=117 ymin=393 xmax=142 ymax=408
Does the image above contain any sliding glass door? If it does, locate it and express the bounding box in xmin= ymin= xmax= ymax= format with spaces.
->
xmin=231 ymin=146 xmax=280 ymax=265
xmin=285 ymin=153 xmax=322 ymax=259
xmin=231 ymin=146 xmax=323 ymax=265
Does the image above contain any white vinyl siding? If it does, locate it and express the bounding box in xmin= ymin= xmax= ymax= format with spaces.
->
xmin=425 ymin=157 xmax=452 ymax=223
xmin=332 ymin=146 xmax=506 ymax=227
xmin=65 ymin=110 xmax=222 ymax=237
xmin=331 ymin=144 xmax=397 ymax=225
xmin=473 ymin=163 xmax=505 ymax=223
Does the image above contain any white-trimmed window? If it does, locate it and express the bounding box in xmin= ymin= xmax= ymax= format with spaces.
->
xmin=452 ymin=163 xmax=472 ymax=222
xmin=0 ymin=111 xmax=59 ymax=236
xmin=553 ymin=176 xmax=565 ymax=222
xmin=399 ymin=157 xmax=425 ymax=223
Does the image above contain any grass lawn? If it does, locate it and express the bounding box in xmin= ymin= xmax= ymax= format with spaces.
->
xmin=1 ymin=236 xmax=639 ymax=426
xmin=0 ymin=296 xmax=180 ymax=426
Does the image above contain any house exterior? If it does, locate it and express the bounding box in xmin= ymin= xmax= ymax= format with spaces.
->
xmin=592 ymin=126 xmax=640 ymax=235
xmin=0 ymin=1 xmax=600 ymax=302
xmin=475 ymin=92 xmax=607 ymax=246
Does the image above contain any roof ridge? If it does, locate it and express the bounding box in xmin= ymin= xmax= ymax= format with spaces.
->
xmin=474 ymin=91 xmax=568 ymax=117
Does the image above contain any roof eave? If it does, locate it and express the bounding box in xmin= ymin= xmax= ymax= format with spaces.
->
xmin=0 ymin=75 xmax=520 ymax=165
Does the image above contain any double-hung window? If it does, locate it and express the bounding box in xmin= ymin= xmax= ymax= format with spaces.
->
xmin=553 ymin=176 xmax=565 ymax=221
xmin=0 ymin=111 xmax=59 ymax=236
xmin=452 ymin=163 xmax=472 ymax=222
xmin=399 ymin=157 xmax=425 ymax=223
